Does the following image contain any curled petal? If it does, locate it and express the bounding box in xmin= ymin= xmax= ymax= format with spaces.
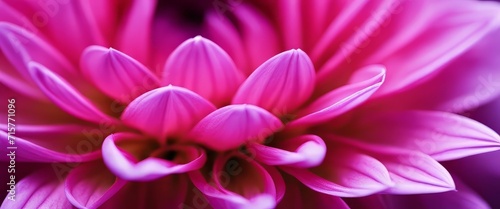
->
xmin=248 ymin=134 xmax=326 ymax=168
xmin=282 ymin=143 xmax=393 ymax=197
xmin=351 ymin=110 xmax=500 ymax=161
xmin=28 ymin=62 xmax=117 ymax=124
xmin=81 ymin=46 xmax=160 ymax=103
xmin=65 ymin=161 xmax=126 ymax=209
xmin=121 ymin=85 xmax=216 ymax=140
xmin=1 ymin=167 xmax=72 ymax=208
xmin=330 ymin=135 xmax=455 ymax=194
xmin=162 ymin=36 xmax=244 ymax=106
xmin=290 ymin=65 xmax=385 ymax=127
xmin=233 ymin=49 xmax=316 ymax=115
xmin=102 ymin=133 xmax=206 ymax=181
xmin=189 ymin=104 xmax=283 ymax=151
xmin=189 ymin=152 xmax=284 ymax=209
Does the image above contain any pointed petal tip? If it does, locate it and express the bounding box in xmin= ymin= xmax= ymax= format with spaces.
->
xmin=190 ymin=104 xmax=283 ymax=151
xmin=233 ymin=48 xmax=315 ymax=115
xmin=163 ymin=36 xmax=243 ymax=106
xmin=193 ymin=35 xmax=204 ymax=41
xmin=121 ymin=85 xmax=216 ymax=139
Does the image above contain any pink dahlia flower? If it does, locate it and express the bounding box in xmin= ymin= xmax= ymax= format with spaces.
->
xmin=1 ymin=0 xmax=500 ymax=208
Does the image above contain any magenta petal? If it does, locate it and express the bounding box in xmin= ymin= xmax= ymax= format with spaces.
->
xmin=189 ymin=104 xmax=283 ymax=151
xmin=231 ymin=5 xmax=280 ymax=75
xmin=121 ymin=85 xmax=216 ymax=139
xmin=382 ymin=152 xmax=455 ymax=194
xmin=65 ymin=161 xmax=126 ymax=209
xmin=115 ymin=0 xmax=155 ymax=65
xmin=0 ymin=27 xmax=45 ymax=100
xmin=331 ymin=136 xmax=455 ymax=194
xmin=81 ymin=46 xmax=160 ymax=103
xmin=352 ymin=110 xmax=500 ymax=161
xmin=233 ymin=49 xmax=315 ymax=115
xmin=0 ymin=22 xmax=76 ymax=99
xmin=189 ymin=152 xmax=284 ymax=209
xmin=202 ymin=11 xmax=247 ymax=75
xmin=383 ymin=179 xmax=489 ymax=209
xmin=282 ymin=143 xmax=393 ymax=197
xmin=1 ymin=167 xmax=72 ymax=208
xmin=277 ymin=0 xmax=302 ymax=49
xmin=102 ymin=133 xmax=206 ymax=181
xmin=0 ymin=129 xmax=100 ymax=162
xmin=372 ymin=0 xmax=500 ymax=95
xmin=290 ymin=65 xmax=385 ymax=127
xmin=249 ymin=134 xmax=326 ymax=168
xmin=162 ymin=36 xmax=244 ymax=106
xmin=28 ymin=62 xmax=117 ymax=124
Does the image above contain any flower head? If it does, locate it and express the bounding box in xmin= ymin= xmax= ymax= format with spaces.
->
xmin=2 ymin=0 xmax=500 ymax=208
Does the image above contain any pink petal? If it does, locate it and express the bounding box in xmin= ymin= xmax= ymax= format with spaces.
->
xmin=162 ymin=36 xmax=244 ymax=106
xmin=189 ymin=104 xmax=283 ymax=151
xmin=373 ymin=0 xmax=500 ymax=96
xmin=282 ymin=142 xmax=393 ymax=197
xmin=121 ymin=85 xmax=216 ymax=140
xmin=231 ymin=4 xmax=280 ymax=75
xmin=314 ymin=0 xmax=399 ymax=78
xmin=248 ymin=134 xmax=326 ymax=168
xmin=87 ymin=1 xmax=121 ymax=42
xmin=1 ymin=167 xmax=73 ymax=208
xmin=315 ymin=0 xmax=500 ymax=97
xmin=150 ymin=14 xmax=200 ymax=74
xmin=3 ymin=0 xmax=107 ymax=63
xmin=309 ymin=0 xmax=369 ymax=61
xmin=290 ymin=65 xmax=385 ymax=127
xmin=0 ymin=125 xmax=102 ymax=162
xmin=233 ymin=49 xmax=316 ymax=115
xmin=189 ymin=152 xmax=284 ymax=209
xmin=351 ymin=110 xmax=500 ymax=161
xmin=0 ymin=32 xmax=44 ymax=100
xmin=115 ymin=0 xmax=156 ymax=66
xmin=0 ymin=1 xmax=38 ymax=34
xmin=101 ymin=175 xmax=188 ymax=209
xmin=202 ymin=11 xmax=247 ymax=75
xmin=28 ymin=62 xmax=117 ymax=124
xmin=102 ymin=133 xmax=206 ymax=181
xmin=330 ymin=135 xmax=455 ymax=194
xmin=65 ymin=161 xmax=126 ymax=209
xmin=81 ymin=46 xmax=160 ymax=103
xmin=382 ymin=178 xmax=490 ymax=209
xmin=277 ymin=0 xmax=302 ymax=49
xmin=382 ymin=152 xmax=455 ymax=194
xmin=0 ymin=22 xmax=77 ymax=99
xmin=0 ymin=85 xmax=78 ymax=124
xmin=368 ymin=27 xmax=500 ymax=112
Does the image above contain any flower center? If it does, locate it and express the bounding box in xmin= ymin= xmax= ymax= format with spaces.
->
xmin=156 ymin=0 xmax=212 ymax=25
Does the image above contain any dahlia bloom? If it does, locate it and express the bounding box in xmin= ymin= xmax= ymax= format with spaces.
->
xmin=1 ymin=0 xmax=500 ymax=209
